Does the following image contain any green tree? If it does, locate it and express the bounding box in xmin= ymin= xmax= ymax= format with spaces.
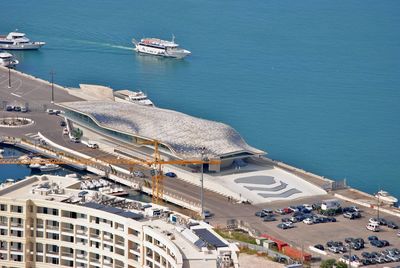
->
xmin=320 ymin=259 xmax=336 ymax=268
xmin=335 ymin=261 xmax=348 ymax=268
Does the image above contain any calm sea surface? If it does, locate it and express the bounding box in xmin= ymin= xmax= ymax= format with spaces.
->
xmin=1 ymin=0 xmax=399 ymax=200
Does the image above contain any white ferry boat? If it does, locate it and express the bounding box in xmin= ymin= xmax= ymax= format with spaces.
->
xmin=114 ymin=90 xmax=154 ymax=106
xmin=0 ymin=32 xmax=46 ymax=50
xmin=0 ymin=51 xmax=19 ymax=67
xmin=375 ymin=190 xmax=398 ymax=205
xmin=132 ymin=36 xmax=191 ymax=58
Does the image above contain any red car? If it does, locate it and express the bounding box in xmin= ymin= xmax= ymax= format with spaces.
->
xmin=283 ymin=207 xmax=292 ymax=214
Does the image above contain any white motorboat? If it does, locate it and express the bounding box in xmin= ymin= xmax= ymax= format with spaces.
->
xmin=0 ymin=31 xmax=46 ymax=50
xmin=99 ymin=186 xmax=129 ymax=197
xmin=29 ymin=163 xmax=42 ymax=169
xmin=39 ymin=164 xmax=61 ymax=172
xmin=0 ymin=51 xmax=19 ymax=67
xmin=114 ymin=90 xmax=154 ymax=106
xmin=132 ymin=36 xmax=191 ymax=58
xmin=375 ymin=190 xmax=398 ymax=205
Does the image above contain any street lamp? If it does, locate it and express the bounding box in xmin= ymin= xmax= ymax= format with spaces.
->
xmin=7 ymin=67 xmax=11 ymax=88
xmin=200 ymin=147 xmax=206 ymax=220
xmin=50 ymin=70 xmax=56 ymax=103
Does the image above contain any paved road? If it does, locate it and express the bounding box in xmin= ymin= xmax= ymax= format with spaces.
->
xmin=1 ymin=67 xmax=399 ymax=266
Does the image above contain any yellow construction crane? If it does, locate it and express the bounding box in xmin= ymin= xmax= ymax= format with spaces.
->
xmin=0 ymin=139 xmax=219 ymax=205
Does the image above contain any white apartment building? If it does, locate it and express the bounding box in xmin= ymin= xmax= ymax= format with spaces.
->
xmin=0 ymin=175 xmax=239 ymax=268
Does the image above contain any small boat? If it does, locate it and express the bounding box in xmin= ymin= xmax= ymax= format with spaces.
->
xmin=0 ymin=31 xmax=45 ymax=50
xmin=39 ymin=164 xmax=61 ymax=172
xmin=132 ymin=36 xmax=191 ymax=58
xmin=29 ymin=163 xmax=42 ymax=169
xmin=375 ymin=190 xmax=398 ymax=205
xmin=99 ymin=186 xmax=129 ymax=197
xmin=0 ymin=149 xmax=4 ymax=154
xmin=0 ymin=51 xmax=18 ymax=67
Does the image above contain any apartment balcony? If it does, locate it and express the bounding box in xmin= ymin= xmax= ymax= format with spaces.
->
xmin=10 ymin=249 xmax=23 ymax=255
xmin=89 ymin=258 xmax=101 ymax=265
xmin=10 ymin=222 xmax=23 ymax=228
xmin=61 ymin=252 xmax=74 ymax=261
xmin=46 ymin=251 xmax=59 ymax=258
xmin=76 ymin=253 xmax=88 ymax=260
xmin=0 ymin=221 xmax=7 ymax=227
xmin=61 ymin=227 xmax=73 ymax=234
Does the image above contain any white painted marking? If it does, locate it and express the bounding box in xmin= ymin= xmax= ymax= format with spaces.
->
xmin=11 ymin=93 xmax=21 ymax=98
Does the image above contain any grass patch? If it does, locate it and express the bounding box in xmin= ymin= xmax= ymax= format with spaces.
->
xmin=215 ymin=229 xmax=257 ymax=245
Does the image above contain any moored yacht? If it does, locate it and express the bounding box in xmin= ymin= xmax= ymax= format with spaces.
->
xmin=132 ymin=36 xmax=191 ymax=58
xmin=0 ymin=51 xmax=19 ymax=67
xmin=375 ymin=190 xmax=398 ymax=205
xmin=114 ymin=89 xmax=154 ymax=106
xmin=39 ymin=163 xmax=61 ymax=172
xmin=0 ymin=31 xmax=46 ymax=50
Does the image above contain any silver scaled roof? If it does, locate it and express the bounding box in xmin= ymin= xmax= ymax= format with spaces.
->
xmin=60 ymin=101 xmax=264 ymax=159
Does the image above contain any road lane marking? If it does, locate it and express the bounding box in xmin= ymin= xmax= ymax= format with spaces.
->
xmin=11 ymin=93 xmax=21 ymax=98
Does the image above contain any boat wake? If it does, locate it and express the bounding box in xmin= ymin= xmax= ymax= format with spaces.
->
xmin=74 ymin=39 xmax=133 ymax=51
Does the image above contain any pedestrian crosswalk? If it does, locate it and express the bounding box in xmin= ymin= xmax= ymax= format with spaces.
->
xmin=25 ymin=133 xmax=40 ymax=139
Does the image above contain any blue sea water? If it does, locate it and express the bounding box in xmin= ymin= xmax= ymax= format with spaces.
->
xmin=1 ymin=0 xmax=399 ymax=200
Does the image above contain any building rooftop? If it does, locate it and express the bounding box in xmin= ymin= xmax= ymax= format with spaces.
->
xmin=0 ymin=174 xmax=237 ymax=262
xmin=58 ymin=100 xmax=264 ymax=159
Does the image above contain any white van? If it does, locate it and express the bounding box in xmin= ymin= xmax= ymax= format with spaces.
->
xmin=366 ymin=222 xmax=380 ymax=232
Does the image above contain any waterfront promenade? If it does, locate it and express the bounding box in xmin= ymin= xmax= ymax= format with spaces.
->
xmin=1 ymin=67 xmax=400 ymax=266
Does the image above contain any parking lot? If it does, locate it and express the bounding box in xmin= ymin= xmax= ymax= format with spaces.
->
xmin=251 ymin=196 xmax=400 ymax=266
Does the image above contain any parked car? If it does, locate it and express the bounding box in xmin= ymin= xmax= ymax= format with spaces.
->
xmin=13 ymin=106 xmax=21 ymax=112
xmin=5 ymin=105 xmax=13 ymax=111
xmin=344 ymin=237 xmax=354 ymax=243
xmin=262 ymin=209 xmax=274 ymax=215
xmin=343 ymin=212 xmax=355 ymax=219
xmin=263 ymin=215 xmax=276 ymax=222
xmin=368 ymin=236 xmax=378 ymax=241
xmin=70 ymin=137 xmax=80 ymax=143
xmin=165 ymin=172 xmax=177 ymax=178
xmin=370 ymin=240 xmax=384 ymax=248
xmin=283 ymin=207 xmax=292 ymax=214
xmin=386 ymin=221 xmax=398 ymax=229
xmin=255 ymin=211 xmax=266 ymax=218
xmin=369 ymin=218 xmax=380 ymax=225
xmin=367 ymin=222 xmax=380 ymax=232
xmin=397 ymin=231 xmax=400 ymax=237
xmin=314 ymin=244 xmax=324 ymax=251
xmin=326 ymin=217 xmax=337 ymax=222
xmin=21 ymin=107 xmax=28 ymax=113
xmin=328 ymin=246 xmax=340 ymax=254
xmin=277 ymin=223 xmax=290 ymax=229
xmin=281 ymin=217 xmax=291 ymax=223
xmin=378 ymin=218 xmax=387 ymax=225
xmin=283 ymin=221 xmax=294 ymax=228
xmin=303 ymin=218 xmax=313 ymax=225
xmin=303 ymin=204 xmax=313 ymax=211
xmin=275 ymin=208 xmax=286 ymax=215
xmin=60 ymin=121 xmax=66 ymax=127
xmin=63 ymin=128 xmax=69 ymax=135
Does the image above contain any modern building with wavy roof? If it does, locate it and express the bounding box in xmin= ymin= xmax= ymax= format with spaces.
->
xmin=58 ymin=100 xmax=265 ymax=172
